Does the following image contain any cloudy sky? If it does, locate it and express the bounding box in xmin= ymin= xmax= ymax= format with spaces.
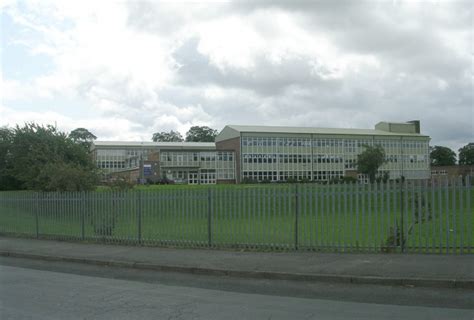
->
xmin=1 ymin=0 xmax=472 ymax=151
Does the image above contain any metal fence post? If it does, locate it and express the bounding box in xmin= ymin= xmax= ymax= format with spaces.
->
xmin=400 ymin=179 xmax=405 ymax=253
xmin=81 ymin=191 xmax=85 ymax=241
xmin=295 ymin=184 xmax=299 ymax=250
xmin=35 ymin=192 xmax=39 ymax=239
xmin=466 ymin=175 xmax=472 ymax=254
xmin=208 ymin=188 xmax=212 ymax=247
xmin=137 ymin=190 xmax=142 ymax=244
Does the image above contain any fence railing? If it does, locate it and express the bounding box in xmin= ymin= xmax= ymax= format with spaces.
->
xmin=0 ymin=177 xmax=472 ymax=253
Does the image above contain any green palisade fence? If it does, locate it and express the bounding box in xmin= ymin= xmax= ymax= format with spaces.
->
xmin=0 ymin=177 xmax=472 ymax=253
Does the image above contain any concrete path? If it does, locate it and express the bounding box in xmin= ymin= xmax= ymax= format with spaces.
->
xmin=1 ymin=237 xmax=473 ymax=289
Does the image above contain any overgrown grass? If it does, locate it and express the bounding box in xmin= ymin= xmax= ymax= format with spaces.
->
xmin=0 ymin=183 xmax=472 ymax=253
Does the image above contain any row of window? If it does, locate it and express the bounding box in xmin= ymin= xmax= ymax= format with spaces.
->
xmin=242 ymin=170 xmax=345 ymax=181
xmin=242 ymin=169 xmax=431 ymax=182
xmin=242 ymin=137 xmax=428 ymax=150
xmin=95 ymin=148 xmax=155 ymax=159
xmin=164 ymin=168 xmax=235 ymax=183
xmin=97 ymin=161 xmax=126 ymax=169
xmin=95 ymin=149 xmax=127 ymax=157
xmin=242 ymin=153 xmax=428 ymax=165
xmin=160 ymin=151 xmax=234 ymax=163
xmin=97 ymin=157 xmax=426 ymax=173
xmin=126 ymin=149 xmax=153 ymax=157
xmin=243 ymin=154 xmax=312 ymax=164
xmin=405 ymin=155 xmax=428 ymax=163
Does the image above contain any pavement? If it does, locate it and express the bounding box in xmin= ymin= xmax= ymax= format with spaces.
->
xmin=0 ymin=236 xmax=473 ymax=289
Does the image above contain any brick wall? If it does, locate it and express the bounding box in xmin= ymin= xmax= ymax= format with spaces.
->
xmin=431 ymin=165 xmax=474 ymax=180
xmin=216 ymin=137 xmax=241 ymax=183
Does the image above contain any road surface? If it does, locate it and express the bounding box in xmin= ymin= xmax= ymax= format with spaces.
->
xmin=0 ymin=257 xmax=473 ymax=319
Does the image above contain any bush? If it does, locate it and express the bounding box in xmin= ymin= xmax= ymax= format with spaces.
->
xmin=375 ymin=172 xmax=390 ymax=184
xmin=341 ymin=176 xmax=358 ymax=184
xmin=155 ymin=177 xmax=174 ymax=185
xmin=38 ymin=162 xmax=98 ymax=192
xmin=286 ymin=177 xmax=298 ymax=184
xmin=242 ymin=177 xmax=257 ymax=184
xmin=106 ymin=178 xmax=134 ymax=191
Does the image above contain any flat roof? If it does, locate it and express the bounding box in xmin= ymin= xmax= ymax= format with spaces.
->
xmin=92 ymin=141 xmax=216 ymax=149
xmin=223 ymin=125 xmax=429 ymax=137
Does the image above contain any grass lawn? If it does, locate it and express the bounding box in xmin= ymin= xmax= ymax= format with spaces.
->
xmin=0 ymin=183 xmax=472 ymax=253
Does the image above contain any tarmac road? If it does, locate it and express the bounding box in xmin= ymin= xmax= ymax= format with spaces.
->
xmin=1 ymin=257 xmax=473 ymax=320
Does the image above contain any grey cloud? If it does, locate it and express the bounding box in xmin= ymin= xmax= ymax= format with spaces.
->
xmin=172 ymin=37 xmax=341 ymax=96
xmin=230 ymin=0 xmax=364 ymax=15
xmin=158 ymin=85 xmax=264 ymax=127
xmin=125 ymin=1 xmax=232 ymax=35
xmin=234 ymin=1 xmax=471 ymax=80
xmin=64 ymin=1 xmax=474 ymax=149
xmin=233 ymin=0 xmax=471 ymax=31
xmin=168 ymin=29 xmax=471 ymax=147
xmin=329 ymin=23 xmax=468 ymax=80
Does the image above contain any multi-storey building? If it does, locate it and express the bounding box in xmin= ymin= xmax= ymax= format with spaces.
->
xmin=215 ymin=121 xmax=430 ymax=183
xmin=91 ymin=120 xmax=430 ymax=184
xmin=91 ymin=141 xmax=235 ymax=184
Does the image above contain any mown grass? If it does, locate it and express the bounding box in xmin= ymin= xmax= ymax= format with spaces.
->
xmin=0 ymin=182 xmax=472 ymax=253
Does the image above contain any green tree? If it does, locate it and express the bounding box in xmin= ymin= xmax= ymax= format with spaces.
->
xmin=430 ymin=145 xmax=456 ymax=166
xmin=152 ymin=130 xmax=183 ymax=142
xmin=357 ymin=145 xmax=386 ymax=183
xmin=69 ymin=127 xmax=97 ymax=150
xmin=185 ymin=126 xmax=218 ymax=142
xmin=37 ymin=162 xmax=98 ymax=192
xmin=458 ymin=143 xmax=474 ymax=165
xmin=2 ymin=123 xmax=98 ymax=191
xmin=0 ymin=127 xmax=21 ymax=190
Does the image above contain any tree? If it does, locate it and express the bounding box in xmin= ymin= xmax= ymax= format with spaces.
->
xmin=69 ymin=127 xmax=97 ymax=150
xmin=152 ymin=130 xmax=183 ymax=142
xmin=0 ymin=127 xmax=21 ymax=190
xmin=1 ymin=123 xmax=98 ymax=191
xmin=458 ymin=143 xmax=474 ymax=165
xmin=185 ymin=126 xmax=218 ymax=142
xmin=430 ymin=145 xmax=456 ymax=166
xmin=357 ymin=145 xmax=386 ymax=183
xmin=37 ymin=162 xmax=98 ymax=192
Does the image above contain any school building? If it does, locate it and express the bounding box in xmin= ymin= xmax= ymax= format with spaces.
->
xmin=91 ymin=120 xmax=431 ymax=184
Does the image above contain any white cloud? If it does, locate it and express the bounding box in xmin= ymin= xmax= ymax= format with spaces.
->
xmin=3 ymin=0 xmax=173 ymax=100
xmin=0 ymin=103 xmax=148 ymax=140
xmin=1 ymin=0 xmax=472 ymax=152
